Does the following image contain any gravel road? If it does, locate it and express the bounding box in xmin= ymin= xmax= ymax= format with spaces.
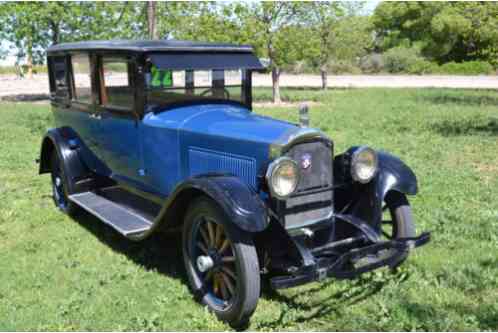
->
xmin=1 ymin=73 xmax=497 ymax=98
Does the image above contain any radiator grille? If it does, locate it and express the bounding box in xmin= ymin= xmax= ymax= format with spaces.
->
xmin=286 ymin=141 xmax=332 ymax=192
xmin=283 ymin=140 xmax=334 ymax=229
xmin=188 ymin=147 xmax=257 ymax=188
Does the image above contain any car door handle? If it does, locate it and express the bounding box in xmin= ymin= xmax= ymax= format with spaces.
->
xmin=89 ymin=113 xmax=102 ymax=120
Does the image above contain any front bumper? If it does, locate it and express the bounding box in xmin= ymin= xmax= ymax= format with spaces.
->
xmin=270 ymin=232 xmax=430 ymax=289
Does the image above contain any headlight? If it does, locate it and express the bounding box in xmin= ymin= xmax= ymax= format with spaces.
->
xmin=350 ymin=146 xmax=378 ymax=183
xmin=266 ymin=157 xmax=300 ymax=199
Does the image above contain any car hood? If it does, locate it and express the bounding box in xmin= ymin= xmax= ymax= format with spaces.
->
xmin=145 ymin=103 xmax=299 ymax=145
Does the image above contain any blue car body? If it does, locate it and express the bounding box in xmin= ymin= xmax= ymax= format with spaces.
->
xmin=39 ymin=41 xmax=429 ymax=308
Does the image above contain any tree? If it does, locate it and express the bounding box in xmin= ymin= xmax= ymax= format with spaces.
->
xmin=373 ymin=2 xmax=498 ymax=65
xmin=240 ymin=2 xmax=309 ymax=103
xmin=305 ymin=2 xmax=373 ymax=89
xmin=0 ymin=2 xmax=142 ymax=77
xmin=147 ymin=1 xmax=158 ymax=39
xmin=305 ymin=2 xmax=344 ymax=89
xmin=0 ymin=2 xmax=48 ymax=78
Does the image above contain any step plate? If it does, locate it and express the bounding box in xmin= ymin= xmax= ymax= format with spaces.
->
xmin=69 ymin=191 xmax=153 ymax=236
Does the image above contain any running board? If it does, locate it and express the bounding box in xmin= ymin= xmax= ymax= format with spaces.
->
xmin=69 ymin=190 xmax=154 ymax=237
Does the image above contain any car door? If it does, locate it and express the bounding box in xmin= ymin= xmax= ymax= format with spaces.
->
xmin=64 ymin=53 xmax=103 ymax=173
xmin=95 ymin=54 xmax=145 ymax=189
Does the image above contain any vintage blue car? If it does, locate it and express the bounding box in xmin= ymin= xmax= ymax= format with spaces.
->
xmin=39 ymin=40 xmax=429 ymax=327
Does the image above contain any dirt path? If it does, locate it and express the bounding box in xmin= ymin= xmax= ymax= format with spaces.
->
xmin=1 ymin=73 xmax=497 ymax=98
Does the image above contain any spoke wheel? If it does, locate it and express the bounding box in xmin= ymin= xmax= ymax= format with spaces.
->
xmin=183 ymin=197 xmax=260 ymax=328
xmin=381 ymin=192 xmax=416 ymax=268
xmin=193 ymin=216 xmax=238 ymax=305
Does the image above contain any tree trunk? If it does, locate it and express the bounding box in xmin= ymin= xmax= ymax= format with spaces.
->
xmin=271 ymin=67 xmax=281 ymax=104
xmin=26 ymin=37 xmax=33 ymax=79
xmin=50 ymin=20 xmax=60 ymax=45
xmin=147 ymin=1 xmax=158 ymax=39
xmin=321 ymin=69 xmax=328 ymax=90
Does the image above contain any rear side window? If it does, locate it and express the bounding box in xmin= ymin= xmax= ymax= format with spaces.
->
xmin=49 ymin=56 xmax=69 ymax=99
xmin=71 ymin=54 xmax=92 ymax=104
xmin=99 ymin=57 xmax=133 ymax=111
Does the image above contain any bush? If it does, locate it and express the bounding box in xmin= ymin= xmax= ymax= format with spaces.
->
xmin=383 ymin=46 xmax=424 ymax=73
xmin=327 ymin=59 xmax=362 ymax=74
xmin=360 ymin=53 xmax=384 ymax=73
xmin=407 ymin=59 xmax=439 ymax=75
xmin=0 ymin=65 xmax=47 ymax=75
xmin=436 ymin=61 xmax=494 ymax=75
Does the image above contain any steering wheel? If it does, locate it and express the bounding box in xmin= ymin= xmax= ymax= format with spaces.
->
xmin=199 ymin=87 xmax=230 ymax=99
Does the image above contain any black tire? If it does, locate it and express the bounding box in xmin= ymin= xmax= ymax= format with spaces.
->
xmin=382 ymin=192 xmax=416 ymax=268
xmin=50 ymin=150 xmax=79 ymax=216
xmin=182 ymin=197 xmax=260 ymax=328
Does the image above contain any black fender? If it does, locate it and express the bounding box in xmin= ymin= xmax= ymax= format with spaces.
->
xmin=133 ymin=174 xmax=268 ymax=240
xmin=334 ymin=150 xmax=417 ymax=234
xmin=39 ymin=127 xmax=93 ymax=194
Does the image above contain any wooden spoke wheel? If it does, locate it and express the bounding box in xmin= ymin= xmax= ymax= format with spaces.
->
xmin=380 ymin=192 xmax=416 ymax=268
xmin=182 ymin=197 xmax=260 ymax=328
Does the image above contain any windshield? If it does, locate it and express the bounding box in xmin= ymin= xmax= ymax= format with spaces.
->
xmin=145 ymin=67 xmax=250 ymax=110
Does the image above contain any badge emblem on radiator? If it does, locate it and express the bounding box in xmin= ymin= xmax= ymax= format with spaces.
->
xmin=301 ymin=153 xmax=312 ymax=170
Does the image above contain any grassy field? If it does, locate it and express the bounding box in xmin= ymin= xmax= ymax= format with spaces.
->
xmin=0 ymin=88 xmax=497 ymax=331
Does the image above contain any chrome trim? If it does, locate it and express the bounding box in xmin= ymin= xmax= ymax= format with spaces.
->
xmin=270 ymin=127 xmax=331 ymax=158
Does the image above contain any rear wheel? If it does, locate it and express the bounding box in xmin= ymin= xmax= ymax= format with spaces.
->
xmin=381 ymin=192 xmax=416 ymax=267
xmin=182 ymin=197 xmax=260 ymax=328
xmin=50 ymin=150 xmax=79 ymax=216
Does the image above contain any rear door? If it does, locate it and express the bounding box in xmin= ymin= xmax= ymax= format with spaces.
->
xmin=95 ymin=54 xmax=144 ymax=189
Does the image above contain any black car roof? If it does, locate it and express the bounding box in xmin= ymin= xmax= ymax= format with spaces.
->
xmin=47 ymin=40 xmax=254 ymax=54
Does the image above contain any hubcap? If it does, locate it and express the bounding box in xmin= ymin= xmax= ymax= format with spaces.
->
xmin=197 ymin=255 xmax=214 ymax=273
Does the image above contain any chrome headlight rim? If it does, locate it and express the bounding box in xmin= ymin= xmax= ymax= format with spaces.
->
xmin=265 ymin=156 xmax=300 ymax=200
xmin=350 ymin=146 xmax=378 ymax=184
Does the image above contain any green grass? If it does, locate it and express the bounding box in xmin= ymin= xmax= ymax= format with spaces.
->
xmin=1 ymin=88 xmax=498 ymax=331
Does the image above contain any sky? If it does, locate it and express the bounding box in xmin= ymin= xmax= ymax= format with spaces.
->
xmin=0 ymin=0 xmax=382 ymax=67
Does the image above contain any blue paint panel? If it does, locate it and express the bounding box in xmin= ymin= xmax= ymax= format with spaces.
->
xmin=188 ymin=147 xmax=257 ymax=189
xmin=141 ymin=103 xmax=298 ymax=196
xmin=98 ymin=112 xmax=141 ymax=185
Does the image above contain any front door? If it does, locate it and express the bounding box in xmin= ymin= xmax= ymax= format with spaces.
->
xmin=95 ymin=55 xmax=144 ymax=189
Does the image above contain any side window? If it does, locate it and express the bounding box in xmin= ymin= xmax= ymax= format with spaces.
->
xmin=99 ymin=57 xmax=134 ymax=110
xmin=49 ymin=56 xmax=69 ymax=99
xmin=71 ymin=54 xmax=92 ymax=104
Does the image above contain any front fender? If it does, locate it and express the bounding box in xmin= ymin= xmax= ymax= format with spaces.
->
xmin=135 ymin=175 xmax=268 ymax=240
xmin=376 ymin=151 xmax=418 ymax=198
xmin=335 ymin=151 xmax=418 ymax=232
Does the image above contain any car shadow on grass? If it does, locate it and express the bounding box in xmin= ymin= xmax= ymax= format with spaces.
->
xmin=70 ymin=210 xmax=405 ymax=330
xmin=255 ymin=272 xmax=401 ymax=330
xmin=71 ymin=210 xmax=187 ymax=284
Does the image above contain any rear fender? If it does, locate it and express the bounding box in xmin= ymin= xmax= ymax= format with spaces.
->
xmin=39 ymin=127 xmax=93 ymax=193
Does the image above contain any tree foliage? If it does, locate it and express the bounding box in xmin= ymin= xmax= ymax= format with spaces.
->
xmin=373 ymin=2 xmax=498 ymax=65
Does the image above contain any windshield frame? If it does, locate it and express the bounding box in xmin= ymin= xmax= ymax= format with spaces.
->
xmin=143 ymin=65 xmax=253 ymax=112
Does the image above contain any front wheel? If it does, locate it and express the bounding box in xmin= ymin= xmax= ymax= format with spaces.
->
xmin=381 ymin=192 xmax=416 ymax=268
xmin=182 ymin=197 xmax=260 ymax=328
